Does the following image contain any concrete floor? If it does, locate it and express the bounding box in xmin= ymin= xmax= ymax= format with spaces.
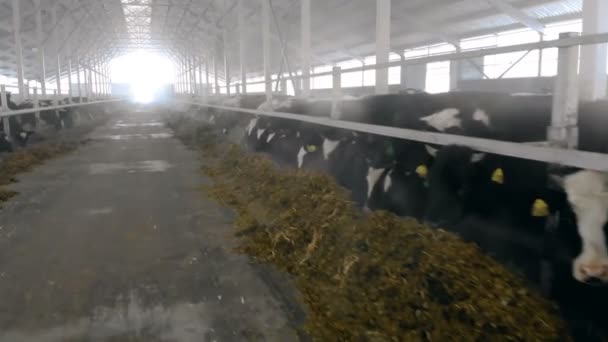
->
xmin=0 ymin=109 xmax=301 ymax=342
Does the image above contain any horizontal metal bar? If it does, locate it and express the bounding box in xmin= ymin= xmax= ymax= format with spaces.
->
xmin=180 ymin=100 xmax=608 ymax=172
xmin=0 ymin=99 xmax=126 ymax=118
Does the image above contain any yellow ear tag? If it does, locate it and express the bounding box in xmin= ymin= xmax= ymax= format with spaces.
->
xmin=306 ymin=145 xmax=317 ymax=153
xmin=531 ymin=199 xmax=549 ymax=217
xmin=491 ymin=168 xmax=504 ymax=184
xmin=415 ymin=165 xmax=428 ymax=178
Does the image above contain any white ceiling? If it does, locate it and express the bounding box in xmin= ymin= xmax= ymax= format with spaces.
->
xmin=0 ymin=0 xmax=583 ymax=84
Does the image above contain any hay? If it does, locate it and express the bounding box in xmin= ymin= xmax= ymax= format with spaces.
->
xmin=0 ymin=142 xmax=79 ymax=205
xmin=170 ymin=115 xmax=570 ymax=341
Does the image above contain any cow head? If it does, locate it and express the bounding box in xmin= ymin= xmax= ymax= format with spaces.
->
xmin=552 ymin=170 xmax=608 ymax=285
xmin=423 ymin=145 xmax=487 ymax=228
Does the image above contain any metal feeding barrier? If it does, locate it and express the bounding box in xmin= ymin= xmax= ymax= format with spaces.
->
xmin=0 ymin=84 xmax=123 ymax=136
xmin=177 ymin=32 xmax=608 ymax=172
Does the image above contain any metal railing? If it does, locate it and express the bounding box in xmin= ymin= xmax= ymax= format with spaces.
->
xmin=178 ymin=101 xmax=608 ymax=172
xmin=175 ymin=32 xmax=608 ymax=173
xmin=177 ymin=32 xmax=608 ymax=95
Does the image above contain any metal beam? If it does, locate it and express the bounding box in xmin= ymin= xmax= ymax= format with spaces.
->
xmin=12 ymin=0 xmax=25 ymax=98
xmin=301 ymin=0 xmax=311 ymax=96
xmin=375 ymin=0 xmax=391 ymax=94
xmin=238 ymin=0 xmax=247 ymax=93
xmin=262 ymin=0 xmax=271 ymax=100
xmin=34 ymin=0 xmax=47 ymax=96
xmin=579 ymin=0 xmax=608 ymax=101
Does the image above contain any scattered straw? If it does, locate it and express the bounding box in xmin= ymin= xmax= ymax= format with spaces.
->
xmin=168 ymin=114 xmax=571 ymax=341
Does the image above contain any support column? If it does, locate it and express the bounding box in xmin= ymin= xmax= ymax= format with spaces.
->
xmin=34 ymin=0 xmax=46 ymax=96
xmin=75 ymin=59 xmax=82 ymax=101
xmin=262 ymin=0 xmax=272 ymax=100
xmin=88 ymin=67 xmax=93 ymax=98
xmin=213 ymin=54 xmax=219 ymax=95
xmin=331 ymin=66 xmax=342 ymax=118
xmin=238 ymin=0 xmax=247 ymax=93
xmin=67 ymin=57 xmax=73 ymax=102
xmin=1 ymin=86 xmax=10 ymax=137
xmin=549 ymin=32 xmax=580 ymax=149
xmin=375 ymin=0 xmax=391 ymax=94
xmin=449 ymin=48 xmax=462 ymax=91
xmin=198 ymin=56 xmax=204 ymax=97
xmin=579 ymin=0 xmax=608 ymax=101
xmin=223 ymin=39 xmax=231 ymax=96
xmin=301 ymin=0 xmax=311 ymax=96
xmin=205 ymin=61 xmax=210 ymax=98
xmin=12 ymin=0 xmax=25 ymax=99
xmin=51 ymin=7 xmax=62 ymax=97
xmin=96 ymin=58 xmax=102 ymax=97
xmin=191 ymin=56 xmax=197 ymax=95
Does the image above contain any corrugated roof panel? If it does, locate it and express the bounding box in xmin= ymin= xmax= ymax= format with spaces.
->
xmin=414 ymin=0 xmax=494 ymax=25
xmin=448 ymin=14 xmax=516 ymax=35
xmin=524 ymin=0 xmax=582 ymax=19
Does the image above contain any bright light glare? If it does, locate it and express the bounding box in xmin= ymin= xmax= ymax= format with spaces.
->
xmin=110 ymin=51 xmax=174 ymax=103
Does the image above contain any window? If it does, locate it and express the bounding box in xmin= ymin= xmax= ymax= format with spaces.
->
xmin=312 ymin=65 xmax=332 ymax=89
xmin=426 ymin=62 xmax=450 ymax=93
xmin=338 ymin=59 xmax=363 ymax=88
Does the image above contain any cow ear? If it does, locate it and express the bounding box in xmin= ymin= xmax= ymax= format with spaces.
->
xmin=471 ymin=152 xmax=486 ymax=163
xmin=425 ymin=144 xmax=438 ymax=157
xmin=549 ymin=175 xmax=565 ymax=189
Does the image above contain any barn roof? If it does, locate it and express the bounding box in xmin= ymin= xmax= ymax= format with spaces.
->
xmin=0 ymin=0 xmax=583 ymax=83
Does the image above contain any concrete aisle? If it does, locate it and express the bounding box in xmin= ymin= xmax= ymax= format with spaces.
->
xmin=0 ymin=109 xmax=300 ymax=342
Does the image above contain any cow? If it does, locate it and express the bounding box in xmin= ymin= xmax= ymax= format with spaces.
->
xmin=0 ymin=133 xmax=12 ymax=153
xmin=417 ymin=97 xmax=608 ymax=340
xmin=0 ymin=93 xmax=36 ymax=149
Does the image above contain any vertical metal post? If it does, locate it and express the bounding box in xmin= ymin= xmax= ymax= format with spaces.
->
xmin=331 ymin=66 xmax=342 ymax=118
xmin=12 ymin=0 xmax=25 ymax=99
xmin=191 ymin=56 xmax=197 ymax=95
xmin=537 ymin=33 xmax=544 ymax=77
xmin=33 ymin=87 xmax=40 ymax=120
xmin=177 ymin=61 xmax=181 ymax=94
xmin=84 ymin=65 xmax=90 ymax=101
xmin=1 ymin=86 xmax=10 ymax=137
xmin=67 ymin=56 xmax=73 ymax=103
xmin=301 ymin=0 xmax=311 ymax=96
xmin=262 ymin=0 xmax=272 ymax=100
xmin=34 ymin=0 xmax=46 ymax=96
xmin=549 ymin=32 xmax=580 ymax=149
xmin=51 ymin=6 xmax=62 ymax=97
xmin=224 ymin=41 xmax=231 ymax=96
xmin=400 ymin=56 xmax=407 ymax=88
xmin=205 ymin=61 xmax=210 ymax=98
xmin=375 ymin=0 xmax=391 ymax=94
xmin=449 ymin=47 xmax=461 ymax=91
xmin=238 ymin=0 xmax=247 ymax=94
xmin=187 ymin=56 xmax=193 ymax=94
xmin=579 ymin=0 xmax=608 ymax=101
xmin=96 ymin=58 xmax=102 ymax=97
xmin=76 ymin=60 xmax=82 ymax=101
xmin=183 ymin=58 xmax=188 ymax=94
xmin=213 ymin=54 xmax=219 ymax=95
xmin=88 ymin=67 xmax=93 ymax=99
xmin=197 ymin=56 xmax=203 ymax=97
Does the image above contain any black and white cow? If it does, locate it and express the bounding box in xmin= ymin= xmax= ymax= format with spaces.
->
xmin=0 ymin=93 xmax=37 ymax=149
xmin=421 ymin=97 xmax=608 ymax=286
